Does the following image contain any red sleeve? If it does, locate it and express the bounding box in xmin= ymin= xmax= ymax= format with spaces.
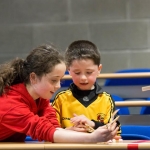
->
xmin=38 ymin=99 xmax=60 ymax=128
xmin=1 ymin=103 xmax=58 ymax=142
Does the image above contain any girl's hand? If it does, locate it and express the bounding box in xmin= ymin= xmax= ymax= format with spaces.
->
xmin=91 ymin=122 xmax=119 ymax=142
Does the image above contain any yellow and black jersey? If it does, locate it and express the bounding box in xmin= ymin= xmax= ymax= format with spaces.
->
xmin=52 ymin=82 xmax=121 ymax=134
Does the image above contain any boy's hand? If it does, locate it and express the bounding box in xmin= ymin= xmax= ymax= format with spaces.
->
xmin=70 ymin=113 xmax=95 ymax=128
xmin=65 ymin=126 xmax=87 ymax=132
xmin=113 ymin=135 xmax=122 ymax=141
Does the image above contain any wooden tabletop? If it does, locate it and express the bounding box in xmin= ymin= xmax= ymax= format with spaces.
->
xmin=1 ymin=140 xmax=150 ymax=150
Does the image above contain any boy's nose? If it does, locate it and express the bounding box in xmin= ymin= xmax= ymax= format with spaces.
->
xmin=80 ymin=74 xmax=87 ymax=80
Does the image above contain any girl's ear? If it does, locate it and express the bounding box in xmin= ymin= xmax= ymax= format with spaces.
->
xmin=98 ymin=64 xmax=102 ymax=74
xmin=30 ymin=72 xmax=37 ymax=84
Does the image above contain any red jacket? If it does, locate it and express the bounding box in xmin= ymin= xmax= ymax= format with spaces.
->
xmin=0 ymin=83 xmax=60 ymax=142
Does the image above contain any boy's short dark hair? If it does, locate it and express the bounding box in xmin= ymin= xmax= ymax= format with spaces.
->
xmin=65 ymin=40 xmax=101 ymax=67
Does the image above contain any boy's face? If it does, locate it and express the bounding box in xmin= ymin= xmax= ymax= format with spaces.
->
xmin=68 ymin=59 xmax=102 ymax=90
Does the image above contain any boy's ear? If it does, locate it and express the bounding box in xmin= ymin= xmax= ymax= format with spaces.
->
xmin=68 ymin=70 xmax=71 ymax=75
xmin=67 ymin=68 xmax=71 ymax=75
xmin=98 ymin=64 xmax=102 ymax=73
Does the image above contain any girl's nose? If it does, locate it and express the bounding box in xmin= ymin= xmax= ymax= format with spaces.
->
xmin=55 ymin=81 xmax=61 ymax=90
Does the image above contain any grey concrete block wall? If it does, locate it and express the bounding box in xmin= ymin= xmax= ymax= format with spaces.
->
xmin=0 ymin=0 xmax=69 ymax=24
xmin=32 ymin=23 xmax=89 ymax=52
xmin=130 ymin=0 xmax=150 ymax=19
xmin=1 ymin=0 xmax=150 ymax=72
xmin=70 ymin=0 xmax=127 ymax=21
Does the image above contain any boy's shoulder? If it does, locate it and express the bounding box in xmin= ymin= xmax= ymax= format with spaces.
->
xmin=101 ymin=91 xmax=111 ymax=96
xmin=95 ymin=83 xmax=111 ymax=97
xmin=51 ymin=88 xmax=73 ymax=104
xmin=53 ymin=88 xmax=72 ymax=98
xmin=97 ymin=91 xmax=111 ymax=98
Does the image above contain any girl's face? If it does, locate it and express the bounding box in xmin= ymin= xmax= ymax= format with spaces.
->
xmin=29 ymin=62 xmax=66 ymax=100
xmin=68 ymin=59 xmax=102 ymax=90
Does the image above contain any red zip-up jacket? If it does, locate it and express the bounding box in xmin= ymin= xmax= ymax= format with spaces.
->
xmin=0 ymin=83 xmax=60 ymax=142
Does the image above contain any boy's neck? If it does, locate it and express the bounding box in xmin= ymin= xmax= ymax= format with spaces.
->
xmin=91 ymin=85 xmax=95 ymax=90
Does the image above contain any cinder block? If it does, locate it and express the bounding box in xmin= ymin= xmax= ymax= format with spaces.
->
xmin=130 ymin=51 xmax=150 ymax=68
xmin=89 ymin=22 xmax=148 ymax=50
xmin=32 ymin=23 xmax=89 ymax=51
xmin=130 ymin=0 xmax=150 ymax=19
xmin=0 ymin=25 xmax=32 ymax=53
xmin=0 ymin=0 xmax=68 ymax=24
xmin=0 ymin=53 xmax=27 ymax=64
xmin=70 ymin=0 xmax=126 ymax=21
xmin=100 ymin=52 xmax=129 ymax=73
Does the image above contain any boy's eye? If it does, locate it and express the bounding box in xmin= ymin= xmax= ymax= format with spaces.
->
xmin=75 ymin=72 xmax=80 ymax=75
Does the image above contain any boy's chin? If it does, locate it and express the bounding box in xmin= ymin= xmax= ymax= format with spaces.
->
xmin=78 ymin=86 xmax=92 ymax=90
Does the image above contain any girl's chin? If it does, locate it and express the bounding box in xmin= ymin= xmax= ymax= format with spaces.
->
xmin=43 ymin=94 xmax=53 ymax=100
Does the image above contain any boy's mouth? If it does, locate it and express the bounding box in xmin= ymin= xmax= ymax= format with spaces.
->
xmin=80 ymin=83 xmax=88 ymax=85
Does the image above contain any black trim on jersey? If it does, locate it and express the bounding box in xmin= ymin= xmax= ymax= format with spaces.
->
xmin=110 ymin=95 xmax=121 ymax=132
xmin=110 ymin=95 xmax=119 ymax=119
xmin=69 ymin=82 xmax=103 ymax=107
xmin=52 ymin=90 xmax=67 ymax=106
xmin=92 ymin=120 xmax=104 ymax=129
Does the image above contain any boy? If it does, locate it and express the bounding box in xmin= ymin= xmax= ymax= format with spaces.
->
xmin=52 ymin=40 xmax=120 ymax=134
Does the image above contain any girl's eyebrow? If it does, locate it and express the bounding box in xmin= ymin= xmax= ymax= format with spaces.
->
xmin=52 ymin=74 xmax=65 ymax=78
xmin=46 ymin=75 xmax=59 ymax=79
xmin=51 ymin=76 xmax=61 ymax=78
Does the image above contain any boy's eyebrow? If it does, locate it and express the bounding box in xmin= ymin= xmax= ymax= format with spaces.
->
xmin=86 ymin=69 xmax=94 ymax=70
xmin=72 ymin=69 xmax=80 ymax=72
xmin=73 ymin=68 xmax=94 ymax=71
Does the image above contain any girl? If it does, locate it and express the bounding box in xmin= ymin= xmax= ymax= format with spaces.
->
xmin=0 ymin=43 xmax=118 ymax=142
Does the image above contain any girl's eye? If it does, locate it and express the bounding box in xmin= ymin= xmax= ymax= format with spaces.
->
xmin=51 ymin=80 xmax=57 ymax=83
